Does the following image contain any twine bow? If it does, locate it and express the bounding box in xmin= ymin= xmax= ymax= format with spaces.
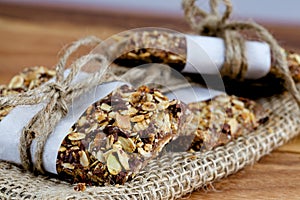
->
xmin=0 ymin=36 xmax=114 ymax=173
xmin=182 ymin=0 xmax=300 ymax=107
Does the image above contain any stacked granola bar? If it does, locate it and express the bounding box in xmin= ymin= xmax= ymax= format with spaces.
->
xmin=0 ymin=66 xmax=268 ymax=186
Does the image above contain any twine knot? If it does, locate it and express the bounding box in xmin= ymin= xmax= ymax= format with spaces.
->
xmin=199 ymin=15 xmax=222 ymax=36
xmin=48 ymin=82 xmax=68 ymax=116
xmin=182 ymin=0 xmax=300 ymax=108
xmin=0 ymin=36 xmax=116 ymax=173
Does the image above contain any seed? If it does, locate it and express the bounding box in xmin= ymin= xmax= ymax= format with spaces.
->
xmin=59 ymin=146 xmax=67 ymax=152
xmin=100 ymin=103 xmax=112 ymax=112
xmin=95 ymin=111 xmax=107 ymax=122
xmin=130 ymin=115 xmax=144 ymax=123
xmin=70 ymin=146 xmax=80 ymax=151
xmin=118 ymin=137 xmax=136 ymax=153
xmin=144 ymin=112 xmax=153 ymax=119
xmin=130 ymin=92 xmax=142 ymax=104
xmin=142 ymin=102 xmax=156 ymax=111
xmin=68 ymin=132 xmax=86 ymax=141
xmin=133 ymin=122 xmax=147 ymax=131
xmin=216 ymin=95 xmax=230 ymax=103
xmin=232 ymin=99 xmax=244 ymax=109
xmin=77 ymin=116 xmax=87 ymax=127
xmin=62 ymin=163 xmax=75 ymax=170
xmin=157 ymin=101 xmax=169 ymax=110
xmin=99 ymin=121 xmax=109 ymax=130
xmin=79 ymin=151 xmax=89 ymax=167
xmin=146 ymin=93 xmax=153 ymax=102
xmin=86 ymin=123 xmax=98 ymax=133
xmin=107 ymin=153 xmax=122 ymax=175
xmin=169 ymin=54 xmax=180 ymax=61
xmin=154 ymin=91 xmax=167 ymax=99
xmin=108 ymin=112 xmax=116 ymax=118
xmin=127 ymin=107 xmax=138 ymax=116
xmin=8 ymin=75 xmax=24 ymax=89
xmin=137 ymin=147 xmax=152 ymax=158
xmin=228 ymin=118 xmax=238 ymax=133
xmin=96 ymin=151 xmax=105 ymax=163
xmin=106 ymin=135 xmax=115 ymax=149
xmin=117 ymin=149 xmax=130 ymax=171
xmin=127 ymin=52 xmax=138 ymax=59
xmin=46 ymin=69 xmax=56 ymax=76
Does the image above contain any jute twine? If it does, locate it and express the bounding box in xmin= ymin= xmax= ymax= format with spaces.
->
xmin=0 ymin=36 xmax=118 ymax=174
xmin=182 ymin=0 xmax=300 ymax=108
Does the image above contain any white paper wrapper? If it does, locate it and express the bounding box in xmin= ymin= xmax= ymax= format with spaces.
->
xmin=0 ymin=70 xmax=224 ymax=175
xmin=165 ymin=86 xmax=224 ymax=104
xmin=184 ymin=35 xmax=271 ymax=79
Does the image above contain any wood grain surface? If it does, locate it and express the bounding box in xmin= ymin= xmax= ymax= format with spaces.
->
xmin=0 ymin=3 xmax=300 ymax=199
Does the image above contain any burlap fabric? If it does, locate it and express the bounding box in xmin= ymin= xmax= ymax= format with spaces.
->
xmin=1 ymin=85 xmax=299 ymax=199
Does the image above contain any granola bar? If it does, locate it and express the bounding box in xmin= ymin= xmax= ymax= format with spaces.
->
xmin=0 ymin=66 xmax=193 ymax=186
xmin=114 ymin=30 xmax=300 ymax=82
xmin=165 ymin=94 xmax=268 ymax=152
xmin=0 ymin=66 xmax=55 ymax=121
xmin=56 ymin=85 xmax=192 ymax=185
xmin=188 ymin=95 xmax=268 ymax=152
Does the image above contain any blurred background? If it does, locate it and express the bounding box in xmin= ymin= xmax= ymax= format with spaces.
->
xmin=0 ymin=0 xmax=300 ymax=83
xmin=1 ymin=0 xmax=300 ymax=25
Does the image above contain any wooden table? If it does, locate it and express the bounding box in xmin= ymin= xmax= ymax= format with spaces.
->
xmin=0 ymin=3 xmax=300 ymax=199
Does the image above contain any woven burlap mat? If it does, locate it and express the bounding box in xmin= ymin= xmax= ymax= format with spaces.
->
xmin=1 ymin=86 xmax=300 ymax=199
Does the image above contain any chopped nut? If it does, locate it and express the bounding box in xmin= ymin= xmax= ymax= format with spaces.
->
xmin=116 ymin=113 xmax=131 ymax=130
